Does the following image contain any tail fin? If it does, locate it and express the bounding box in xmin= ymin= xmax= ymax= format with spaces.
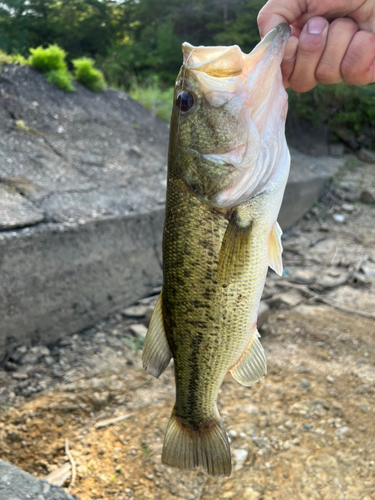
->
xmin=162 ymin=407 xmax=231 ymax=477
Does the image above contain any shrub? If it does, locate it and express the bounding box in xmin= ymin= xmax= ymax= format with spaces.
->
xmin=46 ymin=69 xmax=75 ymax=92
xmin=288 ymin=83 xmax=375 ymax=146
xmin=29 ymin=44 xmax=68 ymax=73
xmin=72 ymin=57 xmax=106 ymax=91
xmin=0 ymin=51 xmax=27 ymax=65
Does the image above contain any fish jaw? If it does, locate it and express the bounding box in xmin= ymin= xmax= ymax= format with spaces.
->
xmin=172 ymin=24 xmax=290 ymax=210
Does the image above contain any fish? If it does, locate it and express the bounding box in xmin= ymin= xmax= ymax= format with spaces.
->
xmin=142 ymin=23 xmax=291 ymax=477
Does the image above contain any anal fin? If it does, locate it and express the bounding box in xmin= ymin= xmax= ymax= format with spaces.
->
xmin=230 ymin=329 xmax=266 ymax=386
xmin=268 ymin=221 xmax=283 ymax=276
xmin=142 ymin=291 xmax=172 ymax=378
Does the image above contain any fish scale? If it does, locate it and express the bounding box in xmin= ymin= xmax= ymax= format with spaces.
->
xmin=142 ymin=23 xmax=291 ymax=477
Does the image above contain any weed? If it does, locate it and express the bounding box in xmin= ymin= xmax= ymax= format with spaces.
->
xmin=72 ymin=57 xmax=106 ymax=92
xmin=46 ymin=69 xmax=75 ymax=92
xmin=29 ymin=45 xmax=68 ymax=73
xmin=123 ymin=336 xmax=144 ymax=351
xmin=141 ymin=442 xmax=152 ymax=456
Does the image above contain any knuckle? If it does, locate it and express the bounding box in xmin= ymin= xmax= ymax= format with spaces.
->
xmin=316 ymin=62 xmax=337 ymax=84
xmin=289 ymin=77 xmax=316 ymax=93
xmin=330 ymin=17 xmax=358 ymax=31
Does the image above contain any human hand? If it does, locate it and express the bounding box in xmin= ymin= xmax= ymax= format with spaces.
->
xmin=258 ymin=0 xmax=375 ymax=91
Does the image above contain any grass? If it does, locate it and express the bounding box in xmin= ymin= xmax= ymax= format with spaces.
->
xmin=127 ymin=76 xmax=173 ymax=123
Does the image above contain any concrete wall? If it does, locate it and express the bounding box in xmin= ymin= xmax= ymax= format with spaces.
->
xmin=0 ymin=210 xmax=164 ymax=355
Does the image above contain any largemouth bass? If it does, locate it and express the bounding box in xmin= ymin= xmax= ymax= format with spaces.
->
xmin=143 ymin=24 xmax=290 ymax=477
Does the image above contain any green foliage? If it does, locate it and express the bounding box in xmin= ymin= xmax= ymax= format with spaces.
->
xmin=29 ymin=44 xmax=67 ymax=73
xmin=28 ymin=44 xmax=74 ymax=91
xmin=72 ymin=57 xmax=106 ymax=91
xmin=0 ymin=0 xmax=373 ymax=140
xmin=128 ymin=77 xmax=173 ymax=122
xmin=288 ymin=83 xmax=375 ymax=143
xmin=46 ymin=68 xmax=75 ymax=92
xmin=0 ymin=50 xmax=27 ymax=65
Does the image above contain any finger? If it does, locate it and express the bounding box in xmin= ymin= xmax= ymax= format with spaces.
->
xmin=257 ymin=0 xmax=303 ymax=38
xmin=289 ymin=17 xmax=329 ymax=93
xmin=341 ymin=30 xmax=375 ymax=85
xmin=316 ymin=18 xmax=359 ymax=84
xmin=281 ymin=36 xmax=299 ymax=88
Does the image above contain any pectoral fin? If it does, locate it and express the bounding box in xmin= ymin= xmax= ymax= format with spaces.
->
xmin=217 ymin=208 xmax=252 ymax=284
xmin=268 ymin=221 xmax=283 ymax=276
xmin=230 ymin=329 xmax=267 ymax=386
xmin=142 ymin=291 xmax=172 ymax=378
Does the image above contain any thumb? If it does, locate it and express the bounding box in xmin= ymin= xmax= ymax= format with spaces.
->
xmin=257 ymin=1 xmax=303 ymax=38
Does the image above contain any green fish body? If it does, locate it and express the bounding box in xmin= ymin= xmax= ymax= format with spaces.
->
xmin=143 ymin=24 xmax=291 ymax=477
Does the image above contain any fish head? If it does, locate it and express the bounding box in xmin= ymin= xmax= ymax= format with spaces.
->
xmin=169 ymin=23 xmax=290 ymax=208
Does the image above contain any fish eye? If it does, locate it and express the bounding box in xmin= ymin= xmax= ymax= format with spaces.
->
xmin=176 ymin=91 xmax=196 ymax=113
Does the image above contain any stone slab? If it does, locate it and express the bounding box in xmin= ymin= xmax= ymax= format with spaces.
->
xmin=0 ymin=459 xmax=80 ymax=500
xmin=0 ymin=186 xmax=44 ymax=230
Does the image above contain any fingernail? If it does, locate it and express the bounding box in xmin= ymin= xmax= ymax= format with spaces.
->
xmin=308 ymin=18 xmax=326 ymax=34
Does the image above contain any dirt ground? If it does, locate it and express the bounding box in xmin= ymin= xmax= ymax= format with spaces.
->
xmin=0 ymin=158 xmax=374 ymax=500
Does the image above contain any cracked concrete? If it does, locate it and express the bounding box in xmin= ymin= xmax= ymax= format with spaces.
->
xmin=0 ymin=64 xmax=344 ymax=357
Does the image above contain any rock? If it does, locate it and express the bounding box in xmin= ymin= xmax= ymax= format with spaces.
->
xmin=290 ymin=270 xmax=316 ymax=285
xmin=11 ymin=372 xmax=28 ymax=380
xmin=129 ymin=324 xmax=148 ymax=339
xmin=353 ymin=272 xmax=368 ymax=285
xmin=362 ymin=264 xmax=375 ymax=278
xmin=341 ymin=203 xmax=354 ymax=213
xmin=358 ymin=147 xmax=375 ymax=163
xmin=284 ymin=420 xmax=293 ymax=429
xmin=283 ymin=441 xmax=291 ymax=450
xmin=0 ymin=186 xmax=44 ymax=231
xmin=319 ymin=223 xmax=329 ymax=232
xmin=244 ymin=488 xmax=262 ymax=500
xmin=4 ymin=361 xmax=17 ymax=371
xmin=252 ymin=436 xmax=270 ymax=448
xmin=44 ymin=356 xmax=56 ymax=367
xmin=128 ymin=145 xmax=143 ymax=157
xmin=292 ymin=438 xmax=300 ymax=445
xmin=333 ymin=214 xmax=345 ymax=223
xmin=257 ymin=301 xmax=270 ymax=327
xmin=360 ymin=189 xmax=375 ymax=203
xmin=233 ymin=448 xmax=248 ymax=471
xmin=21 ymin=346 xmax=51 ymax=365
xmin=269 ymin=291 xmax=303 ymax=309
xmin=80 ymin=153 xmax=104 ymax=166
xmin=335 ymin=426 xmax=350 ymax=437
xmin=358 ymin=403 xmax=369 ymax=413
xmin=10 ymin=345 xmax=27 ymax=364
xmin=123 ymin=305 xmax=148 ymax=318
xmin=90 ymin=391 xmax=110 ymax=408
xmin=228 ymin=430 xmax=238 ymax=439
xmin=335 ymin=129 xmax=359 ymax=150
xmin=326 ymin=375 xmax=334 ymax=384
xmin=0 ymin=460 xmax=77 ymax=500
xmin=328 ymin=143 xmax=344 ymax=156
xmin=246 ymin=405 xmax=259 ymax=415
xmin=300 ymin=379 xmax=311 ymax=391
